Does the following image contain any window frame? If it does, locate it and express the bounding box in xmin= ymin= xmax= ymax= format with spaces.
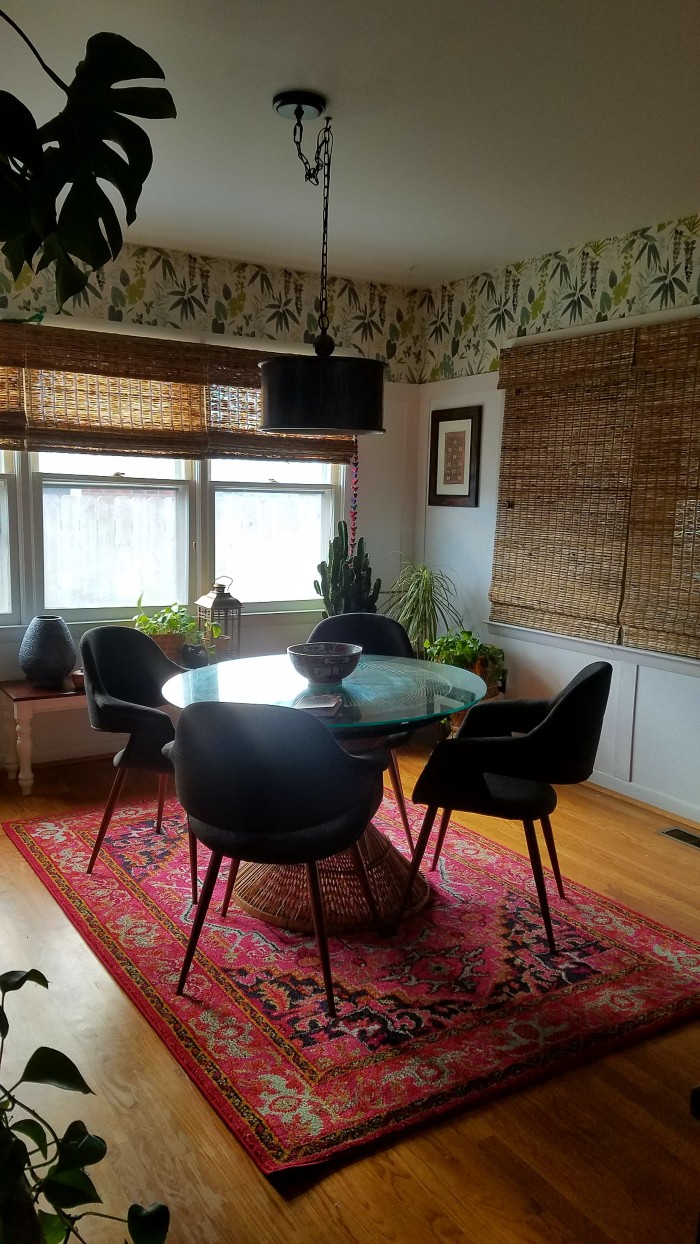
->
xmin=26 ymin=454 xmax=195 ymax=623
xmin=1 ymin=452 xmax=343 ymax=626
xmin=0 ymin=452 xmax=21 ymax=624
xmin=203 ymin=459 xmax=343 ymax=613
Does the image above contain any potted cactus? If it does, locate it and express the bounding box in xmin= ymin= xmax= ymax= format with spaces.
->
xmin=313 ymin=521 xmax=381 ymax=616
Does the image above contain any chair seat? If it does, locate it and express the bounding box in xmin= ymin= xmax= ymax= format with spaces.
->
xmin=420 ymin=772 xmax=558 ymax=820
xmin=481 ymin=774 xmax=558 ymax=819
xmin=187 ymin=767 xmax=384 ymax=865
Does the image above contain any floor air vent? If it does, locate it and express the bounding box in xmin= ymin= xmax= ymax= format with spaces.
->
xmin=661 ymin=826 xmax=700 ymax=849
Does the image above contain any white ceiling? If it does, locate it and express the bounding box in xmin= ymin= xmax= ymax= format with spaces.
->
xmin=3 ymin=0 xmax=700 ymax=287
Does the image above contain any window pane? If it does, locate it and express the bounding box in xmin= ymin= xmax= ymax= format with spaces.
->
xmin=0 ymin=481 xmax=11 ymax=613
xmin=37 ymin=452 xmax=185 ymax=479
xmin=42 ymin=484 xmax=181 ymax=609
xmin=211 ymin=458 xmax=331 ymax=484
xmin=215 ymin=489 xmax=326 ymax=602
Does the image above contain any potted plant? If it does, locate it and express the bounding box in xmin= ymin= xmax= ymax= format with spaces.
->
xmin=383 ymin=562 xmax=461 ymax=654
xmin=425 ymin=628 xmax=507 ymax=693
xmin=131 ymin=599 xmax=218 ymax=667
xmin=0 ymin=968 xmax=169 ymax=1243
xmin=313 ymin=520 xmax=381 ymax=617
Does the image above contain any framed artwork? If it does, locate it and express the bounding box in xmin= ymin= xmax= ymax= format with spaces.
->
xmin=428 ymin=405 xmax=482 ymax=507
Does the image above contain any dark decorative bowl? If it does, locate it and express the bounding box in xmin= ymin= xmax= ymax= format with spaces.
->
xmin=287 ymin=641 xmax=362 ymax=686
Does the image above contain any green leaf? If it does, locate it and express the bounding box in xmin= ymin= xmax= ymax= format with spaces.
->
xmin=57 ymin=178 xmax=116 ymax=269
xmin=41 ymin=1166 xmax=101 ymax=1210
xmin=20 ymin=1046 xmax=93 ymax=1094
xmin=0 ymin=1006 xmax=7 ymax=1040
xmin=109 ymin=86 xmax=178 ymax=120
xmin=77 ymin=32 xmax=167 ymax=87
xmin=55 ymin=1120 xmax=107 ymax=1170
xmin=37 ymin=1210 xmax=70 ymax=1244
xmin=0 ymin=1126 xmax=28 ymax=1184
xmin=0 ymin=968 xmax=49 ymax=994
xmin=0 ymin=90 xmax=42 ymax=169
xmin=127 ymin=1202 xmax=170 ymax=1244
xmin=12 ymin=1117 xmax=49 ymax=1158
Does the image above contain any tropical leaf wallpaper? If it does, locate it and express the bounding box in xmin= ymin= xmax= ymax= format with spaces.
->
xmin=2 ymin=214 xmax=700 ymax=382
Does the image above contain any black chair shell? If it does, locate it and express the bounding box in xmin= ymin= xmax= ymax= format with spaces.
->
xmin=398 ymin=661 xmax=613 ymax=953
xmin=169 ymin=701 xmax=385 ymax=1017
xmin=80 ymin=626 xmax=184 ymax=873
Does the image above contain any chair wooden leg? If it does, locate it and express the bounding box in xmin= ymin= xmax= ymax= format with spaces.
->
xmin=187 ymin=823 xmax=198 ymax=905
xmin=305 ymin=861 xmax=336 ymax=1018
xmin=221 ymin=859 xmax=241 ymax=917
xmin=430 ymin=807 xmax=453 ymax=871
xmin=349 ymin=839 xmax=380 ymax=925
xmin=388 ymin=751 xmax=413 ymax=851
xmin=540 ymin=813 xmax=566 ymax=899
xmin=155 ymin=772 xmax=168 ymax=834
xmin=395 ymin=804 xmax=439 ymax=925
xmin=87 ymin=767 xmax=127 ymax=874
xmin=154 ymin=771 xmax=167 ymax=830
xmin=177 ymin=851 xmax=222 ymax=995
xmin=522 ymin=818 xmax=556 ymax=954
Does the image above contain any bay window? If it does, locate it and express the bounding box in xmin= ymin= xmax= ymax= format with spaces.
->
xmin=0 ymin=322 xmax=354 ymax=625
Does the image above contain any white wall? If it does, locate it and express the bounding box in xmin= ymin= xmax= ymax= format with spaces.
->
xmin=0 ymin=381 xmax=421 ymax=771
xmin=417 ymin=374 xmax=700 ymax=824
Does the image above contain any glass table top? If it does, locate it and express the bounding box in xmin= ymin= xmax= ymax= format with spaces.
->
xmin=162 ymin=652 xmax=486 ymax=733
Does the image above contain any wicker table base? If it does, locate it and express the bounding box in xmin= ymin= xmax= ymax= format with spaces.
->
xmin=232 ymin=822 xmax=430 ymax=934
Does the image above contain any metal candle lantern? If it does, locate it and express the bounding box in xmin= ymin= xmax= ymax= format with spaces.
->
xmin=195 ymin=577 xmax=242 ymax=662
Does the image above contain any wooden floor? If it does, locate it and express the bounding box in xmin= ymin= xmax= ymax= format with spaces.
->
xmin=1 ymin=750 xmax=699 ymax=1244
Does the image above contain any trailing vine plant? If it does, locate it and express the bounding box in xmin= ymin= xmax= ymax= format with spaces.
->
xmin=0 ymin=968 xmax=169 ymax=1243
xmin=0 ymin=9 xmax=176 ymax=308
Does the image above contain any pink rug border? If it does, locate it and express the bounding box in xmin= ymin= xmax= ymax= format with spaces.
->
xmin=5 ymin=798 xmax=700 ymax=1174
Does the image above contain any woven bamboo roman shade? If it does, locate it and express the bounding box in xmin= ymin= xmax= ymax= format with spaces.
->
xmin=620 ymin=319 xmax=700 ymax=657
xmin=0 ymin=322 xmax=355 ymax=462
xmin=492 ymin=318 xmax=700 ymax=660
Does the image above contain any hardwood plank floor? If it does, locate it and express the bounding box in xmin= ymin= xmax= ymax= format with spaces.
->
xmin=1 ymin=751 xmax=699 ymax=1244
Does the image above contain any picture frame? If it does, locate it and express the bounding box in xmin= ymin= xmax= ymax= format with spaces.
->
xmin=428 ymin=405 xmax=483 ymax=508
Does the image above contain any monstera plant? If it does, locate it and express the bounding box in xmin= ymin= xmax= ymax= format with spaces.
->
xmin=0 ymin=8 xmax=176 ymax=307
xmin=0 ymin=968 xmax=169 ymax=1242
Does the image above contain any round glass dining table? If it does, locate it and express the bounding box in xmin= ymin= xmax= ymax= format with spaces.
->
xmin=162 ymin=652 xmax=486 ymax=734
xmin=162 ymin=653 xmax=486 ymax=933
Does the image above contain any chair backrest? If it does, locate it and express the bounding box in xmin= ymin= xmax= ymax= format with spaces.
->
xmin=170 ymin=701 xmax=367 ymax=835
xmin=308 ymin=612 xmax=413 ymax=658
xmin=529 ymin=661 xmax=613 ymax=783
xmin=80 ymin=626 xmax=182 ymax=730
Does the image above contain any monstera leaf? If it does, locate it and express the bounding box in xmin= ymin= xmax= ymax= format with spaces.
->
xmin=0 ymin=16 xmax=176 ymax=307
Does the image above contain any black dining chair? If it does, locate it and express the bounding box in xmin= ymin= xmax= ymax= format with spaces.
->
xmin=167 ymin=700 xmax=385 ymax=1017
xmin=80 ymin=626 xmax=184 ymax=875
xmin=396 ymin=661 xmax=613 ymax=953
xmin=307 ymin=612 xmax=416 ymax=848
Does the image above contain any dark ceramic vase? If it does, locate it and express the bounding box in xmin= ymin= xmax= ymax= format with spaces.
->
xmin=18 ymin=614 xmax=76 ymax=688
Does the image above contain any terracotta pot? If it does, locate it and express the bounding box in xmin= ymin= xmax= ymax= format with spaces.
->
xmin=150 ymin=634 xmax=185 ymax=663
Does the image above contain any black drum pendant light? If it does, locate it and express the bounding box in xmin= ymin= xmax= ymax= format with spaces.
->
xmin=260 ymin=91 xmax=385 ymax=435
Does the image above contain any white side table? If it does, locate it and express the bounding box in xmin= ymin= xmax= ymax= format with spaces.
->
xmin=0 ymin=680 xmax=88 ymax=795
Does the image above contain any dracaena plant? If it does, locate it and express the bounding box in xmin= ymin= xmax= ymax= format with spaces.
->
xmin=0 ymin=8 xmax=176 ymax=308
xmin=0 ymin=968 xmax=169 ymax=1244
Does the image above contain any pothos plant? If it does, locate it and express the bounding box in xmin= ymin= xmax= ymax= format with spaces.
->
xmin=0 ymin=968 xmax=169 ymax=1244
xmin=0 ymin=8 xmax=176 ymax=308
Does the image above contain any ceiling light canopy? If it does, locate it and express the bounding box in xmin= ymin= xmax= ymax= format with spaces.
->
xmin=260 ymin=91 xmax=385 ymax=436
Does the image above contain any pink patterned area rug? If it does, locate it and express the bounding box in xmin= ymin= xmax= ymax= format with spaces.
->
xmin=4 ymin=795 xmax=700 ymax=1174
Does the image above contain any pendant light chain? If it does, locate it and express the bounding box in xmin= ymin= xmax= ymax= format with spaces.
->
xmin=292 ymin=109 xmax=334 ymax=351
